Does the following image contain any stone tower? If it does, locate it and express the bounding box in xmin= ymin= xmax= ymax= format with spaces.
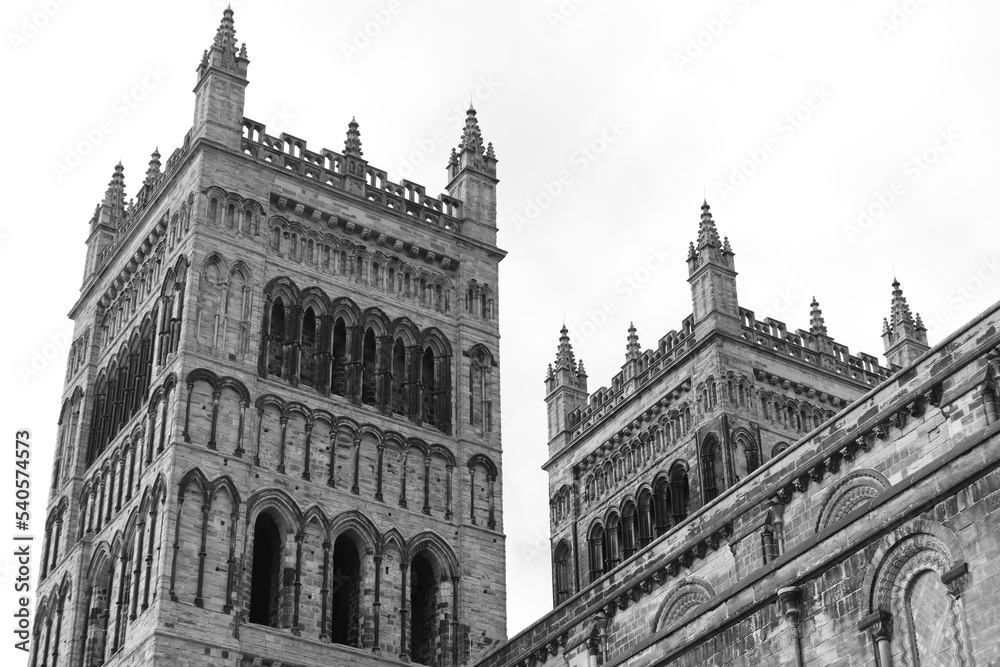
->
xmin=882 ymin=277 xmax=929 ymax=370
xmin=542 ymin=201 xmax=895 ymax=605
xmin=33 ymin=9 xmax=506 ymax=667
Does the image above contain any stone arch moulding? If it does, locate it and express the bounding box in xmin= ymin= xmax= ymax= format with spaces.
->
xmin=861 ymin=519 xmax=973 ymax=667
xmin=650 ymin=577 xmax=716 ymax=633
xmin=814 ymin=468 xmax=890 ymax=533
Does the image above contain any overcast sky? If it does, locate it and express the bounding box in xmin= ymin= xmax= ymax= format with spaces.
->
xmin=2 ymin=0 xmax=999 ymax=652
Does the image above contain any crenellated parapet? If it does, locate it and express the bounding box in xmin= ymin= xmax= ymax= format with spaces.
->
xmin=739 ymin=307 xmax=891 ymax=388
xmin=240 ymin=118 xmax=467 ymax=235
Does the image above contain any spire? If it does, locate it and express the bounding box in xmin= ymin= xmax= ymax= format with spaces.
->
xmin=213 ymin=5 xmax=238 ymax=58
xmin=344 ymin=117 xmax=363 ymax=156
xmin=882 ymin=277 xmax=930 ymax=369
xmin=197 ymin=5 xmax=249 ymax=81
xmin=809 ymin=297 xmax=828 ymax=335
xmin=458 ymin=106 xmax=486 ymax=157
xmin=143 ymin=148 xmax=162 ymax=187
xmin=888 ymin=278 xmax=915 ymax=330
xmin=554 ymin=324 xmax=576 ymax=371
xmin=102 ymin=162 xmax=127 ymax=222
xmin=625 ymin=322 xmax=641 ymax=361
xmin=697 ymin=199 xmax=721 ymax=249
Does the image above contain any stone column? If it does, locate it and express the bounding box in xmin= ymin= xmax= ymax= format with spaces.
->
xmin=487 ymin=474 xmax=497 ymax=529
xmin=445 ymin=465 xmax=453 ymax=520
xmin=399 ymin=562 xmax=410 ymax=661
xmin=859 ymin=610 xmax=893 ymax=667
xmin=235 ymin=400 xmax=247 ymax=458
xmin=194 ymin=504 xmax=210 ymax=607
xmin=422 ymin=456 xmax=432 ymax=515
xmin=302 ymin=422 xmax=313 ymax=481
xmin=319 ymin=541 xmax=331 ymax=641
xmin=277 ymin=416 xmax=289 ymax=474
xmin=375 ymin=445 xmax=385 ymax=501
xmin=207 ymin=390 xmax=221 ymax=449
xmin=468 ymin=466 xmax=477 ymax=525
xmin=182 ymin=382 xmax=194 ymax=443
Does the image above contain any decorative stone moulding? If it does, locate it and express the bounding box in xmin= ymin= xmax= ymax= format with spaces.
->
xmin=771 ymin=383 xmax=941 ymax=505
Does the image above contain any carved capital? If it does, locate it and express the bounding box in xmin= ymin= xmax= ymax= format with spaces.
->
xmin=942 ymin=561 xmax=969 ymax=599
xmin=858 ymin=610 xmax=892 ymax=643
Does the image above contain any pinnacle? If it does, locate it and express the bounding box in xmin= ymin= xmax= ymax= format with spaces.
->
xmin=889 ymin=278 xmax=915 ymax=329
xmin=809 ymin=297 xmax=827 ymax=336
xmin=626 ymin=323 xmax=641 ymax=361
xmin=554 ymin=324 xmax=576 ymax=371
xmin=344 ymin=117 xmax=363 ymax=156
xmin=458 ymin=106 xmax=485 ymax=156
xmin=696 ymin=199 xmax=721 ymax=249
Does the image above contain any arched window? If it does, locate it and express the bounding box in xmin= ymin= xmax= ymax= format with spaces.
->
xmin=299 ymin=307 xmax=318 ymax=388
xmin=390 ymin=338 xmax=408 ymax=415
xmin=604 ymin=514 xmax=621 ymax=570
xmin=588 ymin=523 xmax=605 ymax=583
xmin=79 ymin=552 xmax=114 ymax=664
xmin=621 ymin=502 xmax=637 ymax=559
xmin=469 ymin=350 xmax=493 ymax=434
xmin=410 ymin=552 xmax=441 ymax=666
xmin=637 ymin=489 xmax=654 ymax=546
xmin=330 ymin=534 xmax=362 ymax=647
xmin=553 ymin=541 xmax=571 ymax=604
xmin=331 ymin=318 xmax=348 ymax=397
xmin=421 ymin=348 xmax=437 ymax=426
xmin=248 ymin=513 xmax=281 ymax=627
xmin=361 ymin=328 xmax=377 ymax=406
xmin=668 ymin=463 xmax=690 ymax=524
xmin=266 ymin=299 xmax=286 ymax=378
xmin=652 ymin=477 xmax=671 ymax=536
xmin=701 ymin=436 xmax=723 ymax=503
xmin=732 ymin=432 xmax=760 ymax=482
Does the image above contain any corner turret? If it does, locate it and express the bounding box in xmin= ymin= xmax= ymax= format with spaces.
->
xmin=446 ymin=106 xmax=498 ymax=243
xmin=192 ymin=5 xmax=250 ymax=151
xmin=83 ymin=163 xmax=127 ymax=283
xmin=882 ymin=278 xmax=929 ymax=369
xmin=545 ymin=325 xmax=589 ymax=454
xmin=686 ymin=200 xmax=740 ymax=337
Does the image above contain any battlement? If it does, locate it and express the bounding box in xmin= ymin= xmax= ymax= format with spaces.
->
xmin=565 ymin=316 xmax=696 ymax=439
xmin=739 ymin=307 xmax=892 ymax=387
xmin=560 ymin=303 xmax=892 ymax=450
xmin=240 ymin=118 xmax=467 ymax=233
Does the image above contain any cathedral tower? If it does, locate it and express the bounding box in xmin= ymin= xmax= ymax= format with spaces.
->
xmin=33 ymin=9 xmax=506 ymax=667
xmin=882 ymin=278 xmax=930 ymax=370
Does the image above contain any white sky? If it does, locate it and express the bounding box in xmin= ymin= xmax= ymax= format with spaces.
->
xmin=2 ymin=0 xmax=999 ymax=655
